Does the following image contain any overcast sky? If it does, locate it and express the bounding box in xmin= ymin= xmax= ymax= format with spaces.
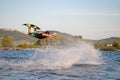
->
xmin=0 ymin=0 xmax=120 ymax=39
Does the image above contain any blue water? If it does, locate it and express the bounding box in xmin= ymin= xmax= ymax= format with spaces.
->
xmin=0 ymin=50 xmax=120 ymax=80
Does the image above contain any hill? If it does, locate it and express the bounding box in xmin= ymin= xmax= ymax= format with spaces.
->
xmin=83 ymin=37 xmax=117 ymax=44
xmin=99 ymin=37 xmax=116 ymax=43
xmin=0 ymin=28 xmax=118 ymax=46
xmin=0 ymin=28 xmax=37 ymax=43
xmin=0 ymin=28 xmax=74 ymax=46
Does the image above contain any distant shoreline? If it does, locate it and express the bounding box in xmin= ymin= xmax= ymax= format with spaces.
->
xmin=0 ymin=47 xmax=120 ymax=51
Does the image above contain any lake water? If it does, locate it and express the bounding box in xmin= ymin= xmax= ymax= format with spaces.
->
xmin=0 ymin=48 xmax=120 ymax=80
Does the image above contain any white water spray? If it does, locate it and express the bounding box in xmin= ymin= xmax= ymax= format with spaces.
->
xmin=0 ymin=41 xmax=101 ymax=70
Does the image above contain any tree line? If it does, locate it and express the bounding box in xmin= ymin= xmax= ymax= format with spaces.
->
xmin=0 ymin=34 xmax=83 ymax=49
xmin=0 ymin=35 xmax=120 ymax=50
xmin=0 ymin=35 xmax=38 ymax=49
xmin=94 ymin=37 xmax=120 ymax=50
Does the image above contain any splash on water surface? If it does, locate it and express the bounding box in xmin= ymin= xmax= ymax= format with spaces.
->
xmin=0 ymin=41 xmax=101 ymax=70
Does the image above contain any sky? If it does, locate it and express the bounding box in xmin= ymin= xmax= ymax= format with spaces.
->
xmin=0 ymin=0 xmax=120 ymax=39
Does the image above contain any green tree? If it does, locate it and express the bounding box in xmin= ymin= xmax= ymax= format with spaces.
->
xmin=113 ymin=37 xmax=120 ymax=48
xmin=17 ymin=41 xmax=29 ymax=48
xmin=74 ymin=35 xmax=83 ymax=39
xmin=1 ymin=35 xmax=14 ymax=47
